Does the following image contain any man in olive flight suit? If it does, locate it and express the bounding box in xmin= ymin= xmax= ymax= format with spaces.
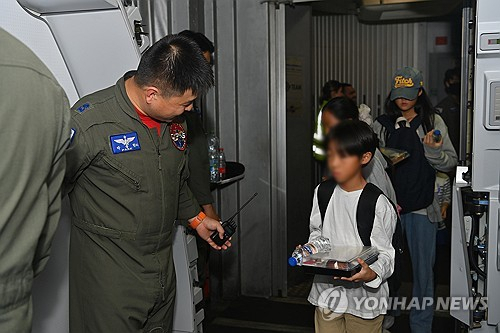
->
xmin=0 ymin=28 xmax=70 ymax=333
xmin=65 ymin=35 xmax=230 ymax=333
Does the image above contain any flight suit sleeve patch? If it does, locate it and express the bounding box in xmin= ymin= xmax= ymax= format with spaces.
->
xmin=170 ymin=123 xmax=187 ymax=151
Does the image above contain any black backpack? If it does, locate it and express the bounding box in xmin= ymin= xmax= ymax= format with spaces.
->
xmin=317 ymin=179 xmax=403 ymax=295
xmin=376 ymin=114 xmax=436 ymax=213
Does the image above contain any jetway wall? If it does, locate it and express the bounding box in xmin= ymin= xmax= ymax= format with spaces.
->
xmin=313 ymin=15 xmax=458 ymax=117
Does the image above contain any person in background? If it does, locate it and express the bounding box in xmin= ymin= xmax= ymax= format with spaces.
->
xmin=313 ymin=80 xmax=344 ymax=162
xmin=179 ymin=29 xmax=219 ymax=291
xmin=321 ymin=97 xmax=396 ymax=204
xmin=179 ymin=30 xmax=214 ymax=66
xmin=373 ymin=67 xmax=457 ymax=333
xmin=177 ymin=30 xmax=218 ymax=220
xmin=308 ymin=120 xmax=397 ymax=333
xmin=342 ymin=82 xmax=357 ymax=102
xmin=0 ymin=28 xmax=70 ymax=333
xmin=342 ymin=82 xmax=373 ymax=126
xmin=436 ymin=67 xmax=461 ymax=153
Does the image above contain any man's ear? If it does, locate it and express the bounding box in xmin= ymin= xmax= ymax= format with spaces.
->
xmin=145 ymin=86 xmax=160 ymax=104
xmin=361 ymin=152 xmax=373 ymax=166
xmin=418 ymin=89 xmax=423 ymax=97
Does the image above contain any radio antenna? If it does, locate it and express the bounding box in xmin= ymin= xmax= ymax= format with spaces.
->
xmin=226 ymin=192 xmax=258 ymax=222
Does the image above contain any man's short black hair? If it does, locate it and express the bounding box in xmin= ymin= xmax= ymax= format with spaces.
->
xmin=135 ymin=34 xmax=214 ymax=97
xmin=179 ymin=30 xmax=215 ymax=53
xmin=327 ymin=120 xmax=378 ymax=162
xmin=323 ymin=97 xmax=359 ymax=121
xmin=320 ymin=80 xmax=342 ymax=103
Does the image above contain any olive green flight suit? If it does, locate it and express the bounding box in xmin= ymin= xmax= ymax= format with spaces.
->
xmin=0 ymin=28 xmax=70 ymax=333
xmin=185 ymin=112 xmax=213 ymax=207
xmin=65 ymin=72 xmax=201 ymax=333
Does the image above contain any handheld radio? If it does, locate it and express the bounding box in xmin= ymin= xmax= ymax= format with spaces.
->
xmin=210 ymin=192 xmax=258 ymax=246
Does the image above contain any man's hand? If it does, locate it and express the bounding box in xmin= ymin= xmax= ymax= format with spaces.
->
xmin=423 ymin=130 xmax=443 ymax=149
xmin=341 ymin=258 xmax=377 ymax=283
xmin=191 ymin=216 xmax=231 ymax=250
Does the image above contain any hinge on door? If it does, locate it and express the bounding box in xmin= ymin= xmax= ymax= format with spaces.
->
xmin=260 ymin=0 xmax=295 ymax=9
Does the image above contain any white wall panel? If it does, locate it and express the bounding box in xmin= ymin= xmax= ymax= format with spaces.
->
xmin=313 ymin=15 xmax=420 ymax=117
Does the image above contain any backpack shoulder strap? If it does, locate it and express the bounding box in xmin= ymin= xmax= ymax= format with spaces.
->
xmin=317 ymin=178 xmax=337 ymax=222
xmin=376 ymin=115 xmax=396 ymax=134
xmin=409 ymin=114 xmax=423 ymax=130
xmin=356 ymin=183 xmax=383 ymax=246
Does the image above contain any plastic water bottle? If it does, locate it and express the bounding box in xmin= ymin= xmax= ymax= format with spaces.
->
xmin=207 ymin=133 xmax=220 ymax=153
xmin=207 ymin=133 xmax=220 ymax=182
xmin=288 ymin=236 xmax=331 ymax=267
xmin=209 ymin=150 xmax=220 ymax=182
xmin=218 ymin=148 xmax=226 ymax=179
xmin=433 ymin=129 xmax=442 ymax=143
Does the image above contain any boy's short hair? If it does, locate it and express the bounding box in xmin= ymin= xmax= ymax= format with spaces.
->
xmin=323 ymin=97 xmax=359 ymax=121
xmin=327 ymin=120 xmax=378 ymax=163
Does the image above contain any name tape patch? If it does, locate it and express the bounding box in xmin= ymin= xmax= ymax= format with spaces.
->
xmin=110 ymin=131 xmax=141 ymax=154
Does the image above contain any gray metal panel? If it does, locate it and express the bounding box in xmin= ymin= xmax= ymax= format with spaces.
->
xmin=215 ymin=0 xmax=240 ymax=298
xmin=285 ymin=5 xmax=314 ymax=292
xmin=268 ymin=1 xmax=287 ymax=297
xmin=172 ymin=225 xmax=201 ymax=333
xmin=205 ymin=0 xmax=277 ymax=298
xmin=139 ymin=0 xmax=203 ymax=42
xmin=313 ymin=14 xmax=419 ymax=117
xmin=450 ymin=184 xmax=473 ymax=326
xmin=236 ymin=0 xmax=275 ymax=297
xmin=147 ymin=0 xmax=282 ymax=298
xmin=472 ymin=0 xmax=500 ymax=325
xmin=171 ymin=0 xmax=191 ymax=32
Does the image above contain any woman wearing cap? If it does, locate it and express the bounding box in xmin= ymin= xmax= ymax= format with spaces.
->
xmin=373 ymin=67 xmax=457 ymax=333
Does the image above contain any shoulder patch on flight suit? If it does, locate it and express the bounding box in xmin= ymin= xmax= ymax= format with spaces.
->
xmin=76 ymin=102 xmax=91 ymax=113
xmin=169 ymin=123 xmax=187 ymax=151
xmin=110 ymin=131 xmax=141 ymax=154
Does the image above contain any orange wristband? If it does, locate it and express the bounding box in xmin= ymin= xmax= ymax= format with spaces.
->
xmin=189 ymin=211 xmax=206 ymax=229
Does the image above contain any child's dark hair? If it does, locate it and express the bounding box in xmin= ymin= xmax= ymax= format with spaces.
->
xmin=384 ymin=87 xmax=435 ymax=132
xmin=328 ymin=120 xmax=378 ymax=164
xmin=323 ymin=97 xmax=359 ymax=121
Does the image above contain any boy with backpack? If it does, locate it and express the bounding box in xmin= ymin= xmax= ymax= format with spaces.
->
xmin=307 ymin=120 xmax=398 ymax=333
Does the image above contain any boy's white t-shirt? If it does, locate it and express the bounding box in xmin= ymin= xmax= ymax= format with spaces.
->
xmin=307 ymin=185 xmax=397 ymax=319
